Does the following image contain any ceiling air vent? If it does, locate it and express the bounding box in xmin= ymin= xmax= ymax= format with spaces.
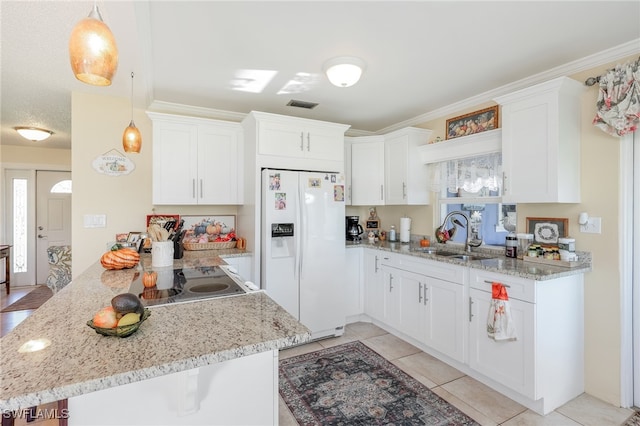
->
xmin=287 ymin=99 xmax=318 ymax=109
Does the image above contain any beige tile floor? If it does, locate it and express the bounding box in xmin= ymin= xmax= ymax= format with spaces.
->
xmin=279 ymin=322 xmax=636 ymax=426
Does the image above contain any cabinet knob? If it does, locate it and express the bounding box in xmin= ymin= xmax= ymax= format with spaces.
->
xmin=300 ymin=132 xmax=304 ymax=151
xmin=418 ymin=283 xmax=423 ymax=304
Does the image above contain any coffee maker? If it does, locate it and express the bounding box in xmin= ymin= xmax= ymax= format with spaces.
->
xmin=346 ymin=216 xmax=363 ymax=241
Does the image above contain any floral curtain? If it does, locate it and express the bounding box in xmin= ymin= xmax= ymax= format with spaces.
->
xmin=592 ymin=58 xmax=640 ymax=137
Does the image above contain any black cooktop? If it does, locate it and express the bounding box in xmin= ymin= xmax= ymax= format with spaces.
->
xmin=130 ymin=265 xmax=247 ymax=307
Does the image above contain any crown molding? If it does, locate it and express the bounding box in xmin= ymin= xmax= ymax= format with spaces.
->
xmin=147 ymin=100 xmax=246 ymax=123
xmin=375 ymin=39 xmax=640 ymax=135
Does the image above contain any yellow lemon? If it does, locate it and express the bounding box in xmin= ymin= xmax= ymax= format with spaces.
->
xmin=117 ymin=312 xmax=141 ymax=327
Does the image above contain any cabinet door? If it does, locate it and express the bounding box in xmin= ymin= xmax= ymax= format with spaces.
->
xmin=363 ymin=250 xmax=384 ymax=322
xmin=345 ymin=248 xmax=363 ymax=319
xmin=351 ymin=138 xmax=385 ymax=205
xmin=305 ymin=124 xmax=344 ymax=162
xmin=498 ymin=77 xmax=582 ymax=203
xmin=222 ymin=256 xmax=252 ymax=282
xmin=469 ymin=288 xmax=535 ymax=398
xmin=382 ymin=266 xmax=402 ymax=330
xmin=258 ymin=120 xmax=306 ymax=158
xmin=399 ymin=270 xmax=427 ymax=343
xmin=152 ymin=121 xmax=198 ymax=204
xmin=197 ymin=125 xmax=240 ymax=204
xmin=385 ymin=136 xmax=408 ymax=205
xmin=425 ymin=277 xmax=464 ymax=362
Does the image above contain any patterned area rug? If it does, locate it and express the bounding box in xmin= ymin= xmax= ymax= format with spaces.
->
xmin=279 ymin=341 xmax=480 ymax=425
xmin=1 ymin=286 xmax=53 ymax=312
xmin=624 ymin=410 xmax=640 ymax=426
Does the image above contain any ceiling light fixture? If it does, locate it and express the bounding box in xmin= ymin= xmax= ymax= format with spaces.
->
xmin=122 ymin=72 xmax=142 ymax=153
xmin=323 ymin=56 xmax=366 ymax=88
xmin=68 ymin=3 xmax=118 ymax=86
xmin=14 ymin=127 xmax=54 ymax=142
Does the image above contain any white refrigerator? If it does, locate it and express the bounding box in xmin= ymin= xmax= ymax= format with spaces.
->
xmin=261 ymin=169 xmax=346 ymax=340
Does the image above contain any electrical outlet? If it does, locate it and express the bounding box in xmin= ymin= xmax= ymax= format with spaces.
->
xmin=579 ymin=217 xmax=601 ymax=234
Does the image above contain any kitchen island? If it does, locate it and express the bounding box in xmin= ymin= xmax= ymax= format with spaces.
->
xmin=0 ymin=250 xmax=310 ymax=425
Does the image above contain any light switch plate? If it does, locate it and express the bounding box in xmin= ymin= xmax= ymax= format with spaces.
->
xmin=83 ymin=214 xmax=106 ymax=228
xmin=579 ymin=217 xmax=601 ymax=234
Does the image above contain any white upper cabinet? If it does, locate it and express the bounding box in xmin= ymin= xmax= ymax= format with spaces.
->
xmin=148 ymin=112 xmax=243 ymax=205
xmin=349 ymin=136 xmax=385 ymax=205
xmin=384 ymin=127 xmax=432 ymax=205
xmin=243 ymin=111 xmax=350 ymax=172
xmin=495 ymin=77 xmax=584 ymax=203
xmin=348 ymin=127 xmax=431 ymax=206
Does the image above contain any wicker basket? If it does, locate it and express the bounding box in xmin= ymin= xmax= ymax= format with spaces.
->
xmin=183 ymin=240 xmax=237 ymax=251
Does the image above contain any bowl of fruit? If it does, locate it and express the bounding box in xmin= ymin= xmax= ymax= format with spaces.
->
xmin=87 ymin=293 xmax=150 ymax=338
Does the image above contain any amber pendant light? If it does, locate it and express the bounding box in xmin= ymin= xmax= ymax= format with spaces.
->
xmin=123 ymin=72 xmax=142 ymax=153
xmin=69 ymin=3 xmax=118 ymax=86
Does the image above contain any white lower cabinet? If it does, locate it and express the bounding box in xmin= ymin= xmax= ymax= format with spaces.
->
xmin=220 ymin=255 xmax=252 ymax=283
xmin=360 ymin=249 xmax=584 ymax=415
xmin=363 ymin=249 xmax=384 ymax=322
xmin=381 ymin=265 xmax=402 ymax=330
xmin=469 ymin=287 xmax=534 ymax=398
xmin=467 ymin=269 xmax=584 ymax=415
xmin=345 ymin=248 xmax=363 ymax=320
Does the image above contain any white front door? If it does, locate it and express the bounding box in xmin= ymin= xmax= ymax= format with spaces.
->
xmin=35 ymin=171 xmax=72 ymax=284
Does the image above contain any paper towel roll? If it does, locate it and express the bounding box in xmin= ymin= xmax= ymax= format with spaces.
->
xmin=400 ymin=217 xmax=411 ymax=243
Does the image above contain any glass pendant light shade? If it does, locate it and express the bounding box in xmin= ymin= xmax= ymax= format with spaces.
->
xmin=69 ymin=4 xmax=118 ymax=86
xmin=123 ymin=72 xmax=141 ymax=153
xmin=123 ymin=121 xmax=142 ymax=153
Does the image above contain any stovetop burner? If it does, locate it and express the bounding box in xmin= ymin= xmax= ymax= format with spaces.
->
xmin=130 ymin=265 xmax=251 ymax=307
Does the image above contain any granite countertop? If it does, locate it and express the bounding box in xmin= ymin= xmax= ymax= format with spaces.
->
xmin=347 ymin=240 xmax=592 ymax=281
xmin=0 ymin=250 xmax=310 ymax=411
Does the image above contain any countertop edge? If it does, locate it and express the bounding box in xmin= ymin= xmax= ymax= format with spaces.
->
xmin=2 ymin=332 xmax=310 ymax=411
xmin=347 ymin=241 xmax=591 ymax=280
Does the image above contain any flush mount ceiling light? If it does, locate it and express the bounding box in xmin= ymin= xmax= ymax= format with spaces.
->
xmin=122 ymin=72 xmax=142 ymax=153
xmin=323 ymin=56 xmax=366 ymax=88
xmin=14 ymin=127 xmax=54 ymax=142
xmin=69 ymin=3 xmax=118 ymax=86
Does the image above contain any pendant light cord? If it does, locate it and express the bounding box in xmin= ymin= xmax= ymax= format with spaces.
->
xmin=130 ymin=72 xmax=134 ymax=121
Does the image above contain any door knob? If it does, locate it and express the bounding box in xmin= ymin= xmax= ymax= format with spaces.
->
xmin=37 ymin=234 xmax=47 ymax=239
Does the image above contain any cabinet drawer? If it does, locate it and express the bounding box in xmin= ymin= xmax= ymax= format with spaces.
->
xmin=398 ymin=255 xmax=466 ymax=283
xmin=469 ymin=269 xmax=535 ymax=303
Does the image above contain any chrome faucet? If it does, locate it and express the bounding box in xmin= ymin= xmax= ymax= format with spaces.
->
xmin=439 ymin=211 xmax=482 ymax=252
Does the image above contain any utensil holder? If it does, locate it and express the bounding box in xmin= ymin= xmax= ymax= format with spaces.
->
xmin=152 ymin=241 xmax=174 ymax=267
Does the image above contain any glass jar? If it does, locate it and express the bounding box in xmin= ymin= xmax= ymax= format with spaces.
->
xmin=389 ymin=226 xmax=396 ymax=242
xmin=516 ymin=233 xmax=534 ymax=260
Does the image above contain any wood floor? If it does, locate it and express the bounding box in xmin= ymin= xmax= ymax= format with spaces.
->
xmin=1 ymin=285 xmax=38 ymax=338
xmin=1 ymin=285 xmax=60 ymax=426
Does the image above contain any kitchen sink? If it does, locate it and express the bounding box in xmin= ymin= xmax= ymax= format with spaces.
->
xmin=432 ymin=251 xmax=463 ymax=257
xmin=447 ymin=254 xmax=487 ymax=261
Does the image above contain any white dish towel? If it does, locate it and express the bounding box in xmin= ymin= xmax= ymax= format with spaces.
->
xmin=487 ymin=282 xmax=517 ymax=341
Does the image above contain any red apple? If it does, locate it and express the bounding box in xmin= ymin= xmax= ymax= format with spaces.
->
xmin=93 ymin=306 xmax=118 ymax=328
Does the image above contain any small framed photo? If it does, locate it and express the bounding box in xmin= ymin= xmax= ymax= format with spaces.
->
xmin=127 ymin=232 xmax=142 ymax=244
xmin=526 ymin=217 xmax=568 ymax=245
xmin=446 ymin=105 xmax=499 ymax=140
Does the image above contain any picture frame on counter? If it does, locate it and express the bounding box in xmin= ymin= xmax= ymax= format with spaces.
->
xmin=446 ymin=105 xmax=499 ymax=140
xmin=526 ymin=217 xmax=568 ymax=245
